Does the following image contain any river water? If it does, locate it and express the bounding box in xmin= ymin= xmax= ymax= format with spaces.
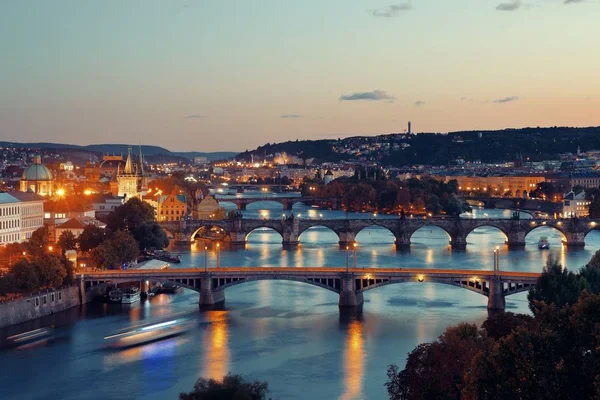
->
xmin=2 ymin=194 xmax=599 ymax=400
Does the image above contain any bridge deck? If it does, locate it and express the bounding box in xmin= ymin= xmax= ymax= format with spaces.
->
xmin=79 ymin=267 xmax=539 ymax=280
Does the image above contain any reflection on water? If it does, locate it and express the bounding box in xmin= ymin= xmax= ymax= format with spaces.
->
xmin=2 ymin=200 xmax=600 ymax=400
xmin=340 ymin=320 xmax=364 ymax=400
xmin=202 ymin=311 xmax=230 ymax=380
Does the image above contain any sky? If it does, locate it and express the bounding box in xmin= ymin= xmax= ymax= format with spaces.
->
xmin=1 ymin=0 xmax=599 ymax=152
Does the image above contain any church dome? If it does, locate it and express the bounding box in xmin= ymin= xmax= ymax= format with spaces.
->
xmin=22 ymin=156 xmax=53 ymax=181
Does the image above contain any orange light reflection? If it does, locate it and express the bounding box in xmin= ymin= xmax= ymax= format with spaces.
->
xmin=340 ymin=320 xmax=364 ymax=400
xmin=202 ymin=311 xmax=230 ymax=380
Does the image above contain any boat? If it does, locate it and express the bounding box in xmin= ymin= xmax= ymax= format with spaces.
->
xmin=149 ymin=282 xmax=183 ymax=295
xmin=6 ymin=326 xmax=55 ymax=349
xmin=153 ymin=250 xmax=181 ymax=264
xmin=121 ymin=287 xmax=141 ymax=304
xmin=538 ymin=236 xmax=550 ymax=250
xmin=108 ymin=288 xmax=123 ymax=302
xmin=103 ymin=317 xmax=194 ymax=349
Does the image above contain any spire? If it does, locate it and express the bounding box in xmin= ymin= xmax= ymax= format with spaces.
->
xmin=137 ymin=144 xmax=144 ymax=176
xmin=124 ymin=146 xmax=134 ymax=174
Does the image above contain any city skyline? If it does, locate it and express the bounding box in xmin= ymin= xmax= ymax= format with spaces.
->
xmin=1 ymin=0 xmax=599 ymax=152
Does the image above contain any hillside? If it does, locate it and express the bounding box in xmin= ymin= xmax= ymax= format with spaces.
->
xmin=0 ymin=142 xmax=236 ymax=161
xmin=237 ymin=126 xmax=600 ymax=166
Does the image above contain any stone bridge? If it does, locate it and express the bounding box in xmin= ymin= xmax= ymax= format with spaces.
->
xmin=160 ymin=216 xmax=600 ymax=250
xmin=78 ymin=267 xmax=540 ymax=311
xmin=214 ymin=196 xmax=339 ymax=211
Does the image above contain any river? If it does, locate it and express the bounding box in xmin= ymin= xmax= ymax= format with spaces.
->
xmin=1 ymin=195 xmax=599 ymax=400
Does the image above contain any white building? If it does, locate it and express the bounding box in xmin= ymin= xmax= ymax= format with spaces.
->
xmin=0 ymin=192 xmax=45 ymax=244
xmin=563 ymin=191 xmax=591 ymax=218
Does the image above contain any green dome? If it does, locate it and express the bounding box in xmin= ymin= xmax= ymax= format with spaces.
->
xmin=22 ymin=157 xmax=53 ymax=181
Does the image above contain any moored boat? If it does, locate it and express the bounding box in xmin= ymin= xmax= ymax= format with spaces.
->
xmin=538 ymin=236 xmax=550 ymax=250
xmin=121 ymin=287 xmax=141 ymax=304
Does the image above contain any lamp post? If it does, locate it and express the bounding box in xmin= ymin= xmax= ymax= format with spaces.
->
xmin=493 ymin=246 xmax=500 ymax=274
xmin=345 ymin=246 xmax=350 ymax=273
xmin=204 ymin=246 xmax=208 ymax=272
xmin=353 ymin=242 xmax=358 ymax=269
xmin=216 ymin=243 xmax=221 ymax=268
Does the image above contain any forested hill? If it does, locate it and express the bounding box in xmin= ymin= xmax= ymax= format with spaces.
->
xmin=236 ymin=127 xmax=600 ymax=166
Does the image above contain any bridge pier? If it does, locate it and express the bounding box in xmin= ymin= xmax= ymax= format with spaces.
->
xmin=487 ymin=277 xmax=505 ymax=311
xmin=228 ymin=232 xmax=247 ymax=248
xmin=565 ymin=232 xmax=585 ymax=248
xmin=450 ymin=235 xmax=467 ymax=251
xmin=338 ymin=273 xmax=364 ymax=308
xmin=395 ymin=234 xmax=411 ymax=250
xmin=338 ymin=230 xmax=356 ymax=249
xmin=198 ymin=273 xmax=226 ymax=306
xmin=282 ymin=201 xmax=294 ymax=211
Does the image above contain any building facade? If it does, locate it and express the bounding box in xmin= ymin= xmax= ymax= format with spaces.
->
xmin=0 ymin=192 xmax=45 ymax=244
xmin=563 ymin=191 xmax=591 ymax=218
xmin=196 ymin=196 xmax=227 ymax=220
xmin=157 ymin=190 xmax=187 ymax=221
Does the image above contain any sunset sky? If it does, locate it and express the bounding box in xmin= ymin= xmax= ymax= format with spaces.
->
xmin=1 ymin=0 xmax=599 ymax=152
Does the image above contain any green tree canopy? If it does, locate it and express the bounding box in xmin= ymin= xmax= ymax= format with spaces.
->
xmin=10 ymin=261 xmax=39 ymax=292
xmin=57 ymin=230 xmax=78 ymax=254
xmin=78 ymin=225 xmax=106 ymax=252
xmin=105 ymin=197 xmax=155 ymax=232
xmin=179 ymin=374 xmax=269 ymax=400
xmin=32 ymin=254 xmax=67 ymax=289
xmin=132 ymin=221 xmax=169 ymax=251
xmin=89 ymin=230 xmax=139 ymax=269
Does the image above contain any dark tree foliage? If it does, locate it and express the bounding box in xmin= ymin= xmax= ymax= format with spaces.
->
xmin=89 ymin=230 xmax=140 ymax=269
xmin=27 ymin=226 xmax=50 ymax=256
xmin=106 ymin=197 xmax=155 ymax=232
xmin=527 ymin=255 xmax=590 ymax=312
xmin=179 ymin=374 xmax=269 ymax=400
xmin=78 ymin=225 xmax=106 ymax=252
xmin=481 ymin=312 xmax=535 ymax=340
xmin=132 ymin=221 xmax=169 ymax=251
xmin=10 ymin=261 xmax=39 ymax=292
xmin=57 ymin=230 xmax=78 ymax=254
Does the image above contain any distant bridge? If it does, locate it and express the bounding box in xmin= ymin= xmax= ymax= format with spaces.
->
xmin=213 ymin=196 xmax=339 ymax=211
xmin=78 ymin=267 xmax=540 ymax=311
xmin=160 ymin=216 xmax=599 ymax=250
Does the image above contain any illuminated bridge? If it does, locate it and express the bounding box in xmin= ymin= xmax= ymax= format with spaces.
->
xmin=78 ymin=267 xmax=540 ymax=311
xmin=160 ymin=216 xmax=600 ymax=250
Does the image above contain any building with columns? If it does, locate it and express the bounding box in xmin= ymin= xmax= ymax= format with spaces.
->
xmin=0 ymin=191 xmax=45 ymax=244
xmin=20 ymin=156 xmax=54 ymax=196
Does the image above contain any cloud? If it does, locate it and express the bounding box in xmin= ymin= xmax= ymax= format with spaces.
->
xmin=280 ymin=114 xmax=302 ymax=118
xmin=187 ymin=114 xmax=207 ymax=119
xmin=340 ymin=90 xmax=396 ymax=102
xmin=414 ymin=100 xmax=426 ymax=107
xmin=372 ymin=3 xmax=412 ymax=17
xmin=564 ymin=0 xmax=585 ymax=3
xmin=493 ymin=96 xmax=520 ymax=103
xmin=496 ymin=0 xmax=522 ymax=11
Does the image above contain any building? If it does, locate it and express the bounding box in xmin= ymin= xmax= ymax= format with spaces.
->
xmin=562 ymin=191 xmax=591 ymax=218
xmin=546 ymin=172 xmax=600 ymax=195
xmin=86 ymin=194 xmax=124 ymax=218
xmin=324 ymin=169 xmax=334 ymax=185
xmin=157 ymin=190 xmax=187 ymax=221
xmin=438 ymin=173 xmax=546 ymax=198
xmin=0 ymin=191 xmax=45 ymax=244
xmin=20 ymin=155 xmax=54 ymax=196
xmin=196 ymin=196 xmax=227 ymax=220
xmin=116 ymin=146 xmax=148 ymax=199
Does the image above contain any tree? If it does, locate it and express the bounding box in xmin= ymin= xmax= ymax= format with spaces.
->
xmin=32 ymin=255 xmax=67 ymax=289
xmin=580 ymin=255 xmax=600 ymax=294
xmin=481 ymin=312 xmax=534 ymax=340
xmin=179 ymin=374 xmax=269 ymax=400
xmin=527 ymin=255 xmax=590 ymax=312
xmin=27 ymin=226 xmax=50 ymax=256
xmin=78 ymin=225 xmax=106 ymax=252
xmin=10 ymin=261 xmax=39 ymax=292
xmin=89 ymin=230 xmax=139 ymax=269
xmin=385 ymin=323 xmax=493 ymax=400
xmin=57 ymin=231 xmax=78 ymax=254
xmin=444 ymin=195 xmax=472 ymax=217
xmin=105 ymin=197 xmax=155 ymax=232
xmin=132 ymin=221 xmax=169 ymax=251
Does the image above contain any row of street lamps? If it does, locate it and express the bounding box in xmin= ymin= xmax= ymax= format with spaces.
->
xmin=203 ymin=243 xmax=221 ymax=272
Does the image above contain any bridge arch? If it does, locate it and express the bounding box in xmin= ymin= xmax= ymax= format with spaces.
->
xmin=298 ymin=225 xmax=341 ymax=244
xmin=215 ymin=276 xmax=341 ymax=294
xmin=408 ymin=224 xmax=453 ymax=246
xmin=190 ymin=224 xmax=231 ymax=243
xmin=465 ymin=224 xmax=509 ymax=244
xmin=245 ymin=200 xmax=286 ymax=210
xmin=355 ymin=224 xmax=397 ymax=244
xmin=524 ymin=224 xmax=567 ymax=243
xmin=244 ymin=226 xmax=284 ymax=242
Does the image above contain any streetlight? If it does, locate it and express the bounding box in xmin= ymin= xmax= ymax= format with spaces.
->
xmin=493 ymin=246 xmax=500 ymax=274
xmin=353 ymin=242 xmax=358 ymax=269
xmin=216 ymin=243 xmax=221 ymax=268
xmin=345 ymin=245 xmax=350 ymax=272
xmin=48 ymin=246 xmax=53 ymax=252
xmin=204 ymin=246 xmax=208 ymax=272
